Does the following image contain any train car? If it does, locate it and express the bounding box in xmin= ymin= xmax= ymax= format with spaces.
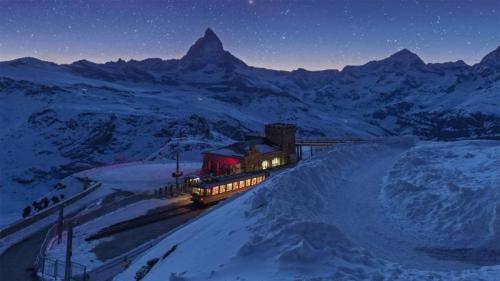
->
xmin=191 ymin=171 xmax=269 ymax=205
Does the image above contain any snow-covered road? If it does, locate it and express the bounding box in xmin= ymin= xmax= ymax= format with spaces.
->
xmin=327 ymin=143 xmax=476 ymax=271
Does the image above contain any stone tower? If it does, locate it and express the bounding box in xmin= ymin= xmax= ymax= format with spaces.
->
xmin=265 ymin=123 xmax=296 ymax=158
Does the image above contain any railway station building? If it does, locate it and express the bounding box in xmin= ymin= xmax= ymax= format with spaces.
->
xmin=201 ymin=123 xmax=296 ymax=176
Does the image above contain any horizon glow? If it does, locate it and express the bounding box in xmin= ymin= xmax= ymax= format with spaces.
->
xmin=0 ymin=0 xmax=499 ymax=71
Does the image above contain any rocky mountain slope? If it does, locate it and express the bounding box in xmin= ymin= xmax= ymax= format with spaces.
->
xmin=0 ymin=28 xmax=498 ymax=225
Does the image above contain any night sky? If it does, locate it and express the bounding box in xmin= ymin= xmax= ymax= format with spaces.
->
xmin=1 ymin=0 xmax=499 ymax=71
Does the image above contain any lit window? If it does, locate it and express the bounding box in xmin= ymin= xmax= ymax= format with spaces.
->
xmin=257 ymin=176 xmax=262 ymax=183
xmin=246 ymin=179 xmax=251 ymax=186
xmin=240 ymin=180 xmax=245 ymax=188
xmin=206 ymin=188 xmax=212 ymax=196
xmin=261 ymin=160 xmax=269 ymax=170
xmin=271 ymin=157 xmax=281 ymax=167
xmin=251 ymin=177 xmax=257 ymax=185
xmin=233 ymin=182 xmax=239 ymax=189
xmin=213 ymin=186 xmax=219 ymax=195
xmin=227 ymin=183 xmax=233 ymax=191
xmin=220 ymin=184 xmax=226 ymax=193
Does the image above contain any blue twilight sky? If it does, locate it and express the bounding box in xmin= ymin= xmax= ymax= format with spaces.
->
xmin=0 ymin=0 xmax=499 ymax=70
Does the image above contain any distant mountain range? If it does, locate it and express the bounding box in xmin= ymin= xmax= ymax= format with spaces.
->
xmin=0 ymin=28 xmax=498 ymax=224
xmin=3 ymin=28 xmax=499 ymax=85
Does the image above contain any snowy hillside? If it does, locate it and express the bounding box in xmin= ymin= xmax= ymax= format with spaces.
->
xmin=114 ymin=140 xmax=500 ymax=281
xmin=0 ymin=28 xmax=499 ymax=226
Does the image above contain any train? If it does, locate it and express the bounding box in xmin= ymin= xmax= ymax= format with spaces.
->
xmin=188 ymin=170 xmax=270 ymax=205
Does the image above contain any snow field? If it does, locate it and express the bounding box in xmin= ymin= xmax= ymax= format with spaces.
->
xmin=115 ymin=140 xmax=500 ymax=280
xmin=381 ymin=140 xmax=500 ymax=247
xmin=82 ymin=162 xmax=201 ymax=193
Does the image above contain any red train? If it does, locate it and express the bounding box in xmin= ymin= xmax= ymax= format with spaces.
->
xmin=189 ymin=171 xmax=269 ymax=205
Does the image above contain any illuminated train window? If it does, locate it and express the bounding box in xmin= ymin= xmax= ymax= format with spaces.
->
xmin=213 ymin=186 xmax=219 ymax=195
xmin=206 ymin=188 xmax=212 ymax=196
xmin=251 ymin=177 xmax=257 ymax=185
xmin=227 ymin=183 xmax=233 ymax=191
xmin=257 ymin=176 xmax=262 ymax=183
xmin=220 ymin=184 xmax=226 ymax=193
xmin=233 ymin=182 xmax=239 ymax=189
xmin=271 ymin=157 xmax=281 ymax=167
xmin=240 ymin=180 xmax=245 ymax=188
xmin=246 ymin=179 xmax=251 ymax=186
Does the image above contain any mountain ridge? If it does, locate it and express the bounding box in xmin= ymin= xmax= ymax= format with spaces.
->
xmin=2 ymin=28 xmax=498 ymax=75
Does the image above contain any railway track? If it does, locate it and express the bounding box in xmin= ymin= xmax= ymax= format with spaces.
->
xmin=86 ymin=202 xmax=198 ymax=241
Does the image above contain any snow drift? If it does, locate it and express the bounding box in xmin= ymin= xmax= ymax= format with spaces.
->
xmin=381 ymin=140 xmax=500 ymax=247
xmin=114 ymin=139 xmax=500 ymax=281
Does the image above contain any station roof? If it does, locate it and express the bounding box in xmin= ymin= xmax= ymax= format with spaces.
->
xmin=204 ymin=137 xmax=280 ymax=158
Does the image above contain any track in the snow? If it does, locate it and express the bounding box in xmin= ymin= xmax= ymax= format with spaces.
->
xmin=86 ymin=202 xmax=201 ymax=241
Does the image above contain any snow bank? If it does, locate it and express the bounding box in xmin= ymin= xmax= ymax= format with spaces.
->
xmin=46 ymin=198 xmax=177 ymax=270
xmin=115 ymin=141 xmax=500 ymax=281
xmin=381 ymin=140 xmax=500 ymax=247
xmin=82 ymin=162 xmax=201 ymax=193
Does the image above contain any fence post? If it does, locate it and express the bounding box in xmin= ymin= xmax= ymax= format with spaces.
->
xmin=40 ymin=255 xmax=45 ymax=275
xmin=64 ymin=221 xmax=73 ymax=281
xmin=57 ymin=205 xmax=64 ymax=244
xmin=83 ymin=176 xmax=89 ymax=190
xmin=54 ymin=259 xmax=58 ymax=278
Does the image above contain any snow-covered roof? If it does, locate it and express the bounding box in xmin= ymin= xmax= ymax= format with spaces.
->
xmin=205 ymin=147 xmax=245 ymax=158
xmin=255 ymin=144 xmax=278 ymax=154
xmin=204 ymin=138 xmax=280 ymax=158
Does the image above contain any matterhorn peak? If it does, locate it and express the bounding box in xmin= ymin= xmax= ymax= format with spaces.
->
xmin=203 ymin=28 xmax=218 ymax=39
xmin=181 ymin=28 xmax=225 ymax=63
xmin=180 ymin=28 xmax=246 ymax=70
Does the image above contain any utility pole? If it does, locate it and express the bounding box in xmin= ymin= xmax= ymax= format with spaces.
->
xmin=64 ymin=221 xmax=73 ymax=281
xmin=57 ymin=205 xmax=64 ymax=244
xmin=171 ymin=151 xmax=183 ymax=194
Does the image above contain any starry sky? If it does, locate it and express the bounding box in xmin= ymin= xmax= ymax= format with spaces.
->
xmin=1 ymin=0 xmax=499 ymax=71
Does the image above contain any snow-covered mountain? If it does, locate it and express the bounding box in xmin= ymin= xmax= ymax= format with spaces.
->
xmin=0 ymin=28 xmax=499 ymax=226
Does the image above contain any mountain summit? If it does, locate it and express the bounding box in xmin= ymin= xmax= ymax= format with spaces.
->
xmin=343 ymin=48 xmax=425 ymax=73
xmin=183 ymin=28 xmax=224 ymax=61
xmin=180 ymin=28 xmax=246 ymax=70
xmin=386 ymin=49 xmax=425 ymax=66
xmin=478 ymin=46 xmax=500 ymax=68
